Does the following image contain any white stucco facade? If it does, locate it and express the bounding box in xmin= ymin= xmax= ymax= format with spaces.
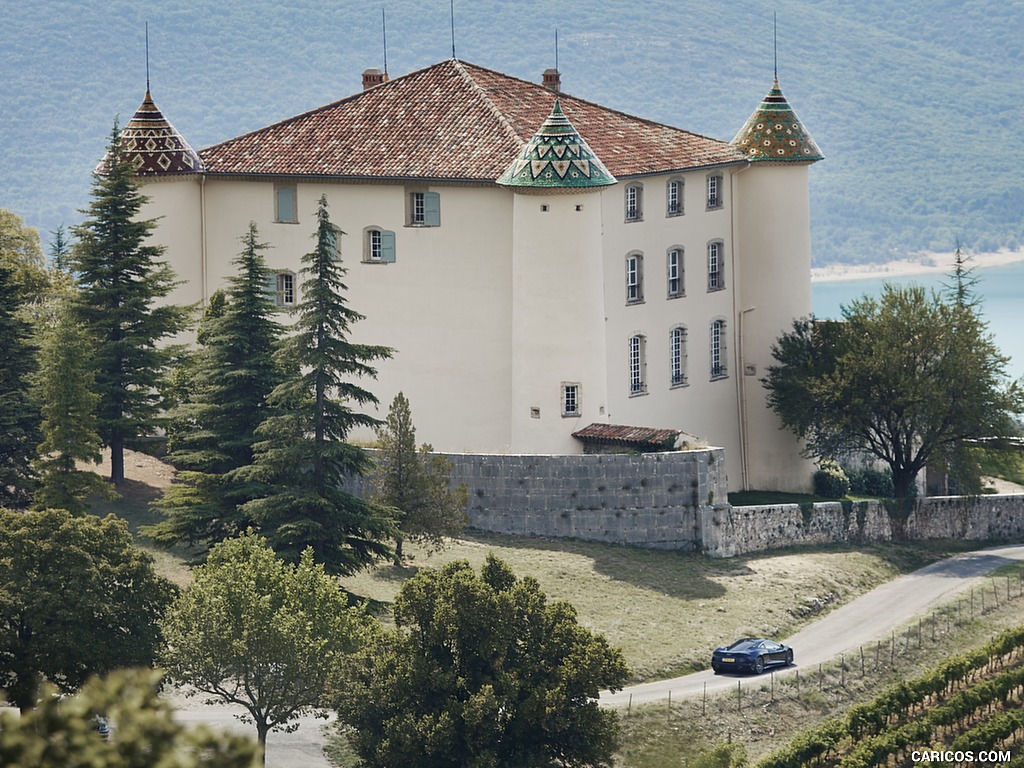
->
xmin=124 ymin=60 xmax=822 ymax=491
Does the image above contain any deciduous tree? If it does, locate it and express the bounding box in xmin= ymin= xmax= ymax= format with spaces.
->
xmin=763 ymin=280 xmax=1022 ymax=510
xmin=238 ymin=195 xmax=394 ymax=574
xmin=335 ymin=555 xmax=630 ymax=768
xmin=159 ymin=532 xmax=371 ymax=764
xmin=374 ymin=391 xmax=467 ymax=561
xmin=71 ymin=124 xmax=189 ymax=485
xmin=0 ymin=509 xmax=176 ymax=712
xmin=0 ymin=669 xmax=260 ymax=768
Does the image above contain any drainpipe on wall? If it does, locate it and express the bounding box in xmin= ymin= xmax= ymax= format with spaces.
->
xmin=199 ymin=174 xmax=207 ymax=302
xmin=729 ymin=162 xmax=751 ymax=490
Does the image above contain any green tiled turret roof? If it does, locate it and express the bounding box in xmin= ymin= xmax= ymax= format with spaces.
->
xmin=497 ymin=100 xmax=616 ymax=190
xmin=733 ymin=80 xmax=822 ymax=163
xmin=112 ymin=90 xmax=204 ymax=175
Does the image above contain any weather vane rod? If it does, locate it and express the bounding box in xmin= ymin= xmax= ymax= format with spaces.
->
xmin=450 ymin=0 xmax=456 ymax=59
xmin=773 ymin=12 xmax=778 ymax=81
xmin=382 ymin=7 xmax=388 ymax=75
xmin=145 ymin=21 xmax=151 ymax=91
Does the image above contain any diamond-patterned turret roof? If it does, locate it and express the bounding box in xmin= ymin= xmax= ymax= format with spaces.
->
xmin=114 ymin=90 xmax=204 ymax=175
xmin=199 ymin=59 xmax=745 ymax=181
xmin=496 ymin=100 xmax=615 ymax=190
xmin=732 ymin=79 xmax=822 ymax=163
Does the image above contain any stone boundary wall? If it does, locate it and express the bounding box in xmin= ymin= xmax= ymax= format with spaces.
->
xmin=350 ymin=449 xmax=1024 ymax=556
xmin=702 ymin=495 xmax=1024 ymax=558
xmin=351 ymin=448 xmax=728 ymax=550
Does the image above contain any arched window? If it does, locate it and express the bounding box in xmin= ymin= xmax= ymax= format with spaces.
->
xmin=710 ymin=318 xmax=728 ymax=379
xmin=667 ymin=247 xmax=684 ymax=298
xmin=670 ymin=325 xmax=688 ymax=387
xmin=624 ymin=183 xmax=644 ymax=222
xmin=666 ymin=177 xmax=684 ymax=216
xmin=363 ymin=227 xmax=396 ymax=263
xmin=628 ymin=334 xmax=647 ymax=395
xmin=625 ymin=252 xmax=644 ymax=303
xmin=707 ymin=240 xmax=725 ymax=291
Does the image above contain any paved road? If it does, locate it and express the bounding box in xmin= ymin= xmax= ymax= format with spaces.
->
xmin=600 ymin=543 xmax=1024 ymax=707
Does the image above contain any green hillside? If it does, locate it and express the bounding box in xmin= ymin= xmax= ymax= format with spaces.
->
xmin=2 ymin=0 xmax=1021 ymax=265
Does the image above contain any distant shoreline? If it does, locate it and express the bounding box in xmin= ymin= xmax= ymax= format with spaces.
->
xmin=811 ymin=248 xmax=1024 ymax=284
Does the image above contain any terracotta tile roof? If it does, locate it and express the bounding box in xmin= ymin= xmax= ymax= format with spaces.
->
xmin=199 ymin=59 xmax=745 ymax=181
xmin=572 ymin=423 xmax=683 ymax=449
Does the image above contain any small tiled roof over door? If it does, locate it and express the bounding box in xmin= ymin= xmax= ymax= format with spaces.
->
xmin=572 ymin=423 xmax=685 ymax=451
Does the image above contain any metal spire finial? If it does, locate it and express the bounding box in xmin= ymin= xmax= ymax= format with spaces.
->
xmin=450 ymin=0 xmax=456 ymax=59
xmin=145 ymin=21 xmax=151 ymax=91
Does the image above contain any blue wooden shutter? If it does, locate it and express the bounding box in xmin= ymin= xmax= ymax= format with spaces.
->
xmin=423 ymin=192 xmax=441 ymax=227
xmin=380 ymin=230 xmax=396 ymax=262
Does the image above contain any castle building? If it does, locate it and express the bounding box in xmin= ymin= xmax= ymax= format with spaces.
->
xmin=115 ymin=58 xmax=823 ymax=492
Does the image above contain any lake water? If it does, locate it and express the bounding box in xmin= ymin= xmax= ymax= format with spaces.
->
xmin=812 ymin=261 xmax=1024 ymax=382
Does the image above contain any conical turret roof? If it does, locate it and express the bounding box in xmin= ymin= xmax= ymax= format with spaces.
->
xmin=497 ymin=100 xmax=616 ymax=191
xmin=733 ymin=80 xmax=822 ymax=164
xmin=111 ymin=90 xmax=204 ymax=175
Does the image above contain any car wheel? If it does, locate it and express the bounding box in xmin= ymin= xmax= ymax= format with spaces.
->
xmin=754 ymin=656 xmax=765 ymax=674
xmin=786 ymin=649 xmax=794 ymax=666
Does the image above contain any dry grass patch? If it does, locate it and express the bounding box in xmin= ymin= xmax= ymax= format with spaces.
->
xmin=342 ymin=534 xmax=979 ymax=682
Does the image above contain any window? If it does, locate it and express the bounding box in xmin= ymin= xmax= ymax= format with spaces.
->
xmin=625 ymin=253 xmax=644 ymax=304
xmin=706 ymin=173 xmax=723 ymax=210
xmin=666 ymin=178 xmax=684 ymax=216
xmin=670 ymin=326 xmax=688 ymax=387
xmin=628 ymin=334 xmax=647 ymax=395
xmin=363 ymin=227 xmax=396 ymax=263
xmin=624 ymin=184 xmax=643 ymax=222
xmin=274 ymin=184 xmax=298 ymax=223
xmin=667 ymin=247 xmax=684 ymax=298
xmin=268 ymin=271 xmax=295 ymax=307
xmin=707 ymin=241 xmax=725 ymax=291
xmin=710 ymin=318 xmax=727 ymax=379
xmin=408 ymin=191 xmax=441 ymax=226
xmin=562 ymin=383 xmax=580 ymax=416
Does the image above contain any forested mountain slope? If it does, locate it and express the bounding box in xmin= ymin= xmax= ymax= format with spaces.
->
xmin=2 ymin=0 xmax=1021 ymax=265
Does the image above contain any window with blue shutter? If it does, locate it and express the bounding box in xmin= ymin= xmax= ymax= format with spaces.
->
xmin=380 ymin=230 xmax=396 ymax=262
xmin=423 ymin=192 xmax=441 ymax=227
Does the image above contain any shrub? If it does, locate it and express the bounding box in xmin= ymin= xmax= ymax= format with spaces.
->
xmin=814 ymin=460 xmax=850 ymax=498
xmin=846 ymin=466 xmax=895 ymax=497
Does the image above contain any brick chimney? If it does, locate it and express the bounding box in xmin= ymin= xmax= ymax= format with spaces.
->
xmin=362 ymin=68 xmax=386 ymax=90
xmin=542 ymin=68 xmax=561 ymax=93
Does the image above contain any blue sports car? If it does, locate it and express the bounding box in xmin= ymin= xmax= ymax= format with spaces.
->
xmin=711 ymin=638 xmax=794 ymax=674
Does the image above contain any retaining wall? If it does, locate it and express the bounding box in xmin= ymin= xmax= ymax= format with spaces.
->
xmin=352 ymin=449 xmax=1024 ymax=556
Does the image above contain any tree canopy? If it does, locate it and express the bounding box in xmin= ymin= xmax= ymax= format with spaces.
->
xmin=0 ymin=509 xmax=177 ymax=712
xmin=373 ymin=392 xmax=468 ymax=561
xmin=0 ymin=261 xmax=40 ymax=507
xmin=71 ymin=124 xmax=189 ymax=485
xmin=159 ymin=532 xmax=371 ymax=763
xmin=763 ymin=280 xmax=1023 ymax=506
xmin=334 ymin=555 xmax=630 ymax=768
xmin=149 ymin=223 xmax=287 ymax=551
xmin=237 ymin=195 xmax=394 ymax=574
xmin=0 ymin=669 xmax=260 ymax=768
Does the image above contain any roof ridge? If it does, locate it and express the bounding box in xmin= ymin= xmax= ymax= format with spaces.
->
xmin=451 ymin=59 xmax=524 ymax=148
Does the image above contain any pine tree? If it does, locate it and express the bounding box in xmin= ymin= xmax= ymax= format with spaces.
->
xmin=149 ymin=223 xmax=287 ymax=550
xmin=0 ymin=262 xmax=39 ymax=507
xmin=374 ymin=392 xmax=468 ymax=562
xmin=71 ymin=123 xmax=189 ymax=484
xmin=31 ymin=298 xmax=115 ymax=514
xmin=239 ymin=195 xmax=395 ymax=575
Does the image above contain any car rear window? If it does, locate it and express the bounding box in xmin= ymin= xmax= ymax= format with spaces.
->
xmin=727 ymin=639 xmax=759 ymax=651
